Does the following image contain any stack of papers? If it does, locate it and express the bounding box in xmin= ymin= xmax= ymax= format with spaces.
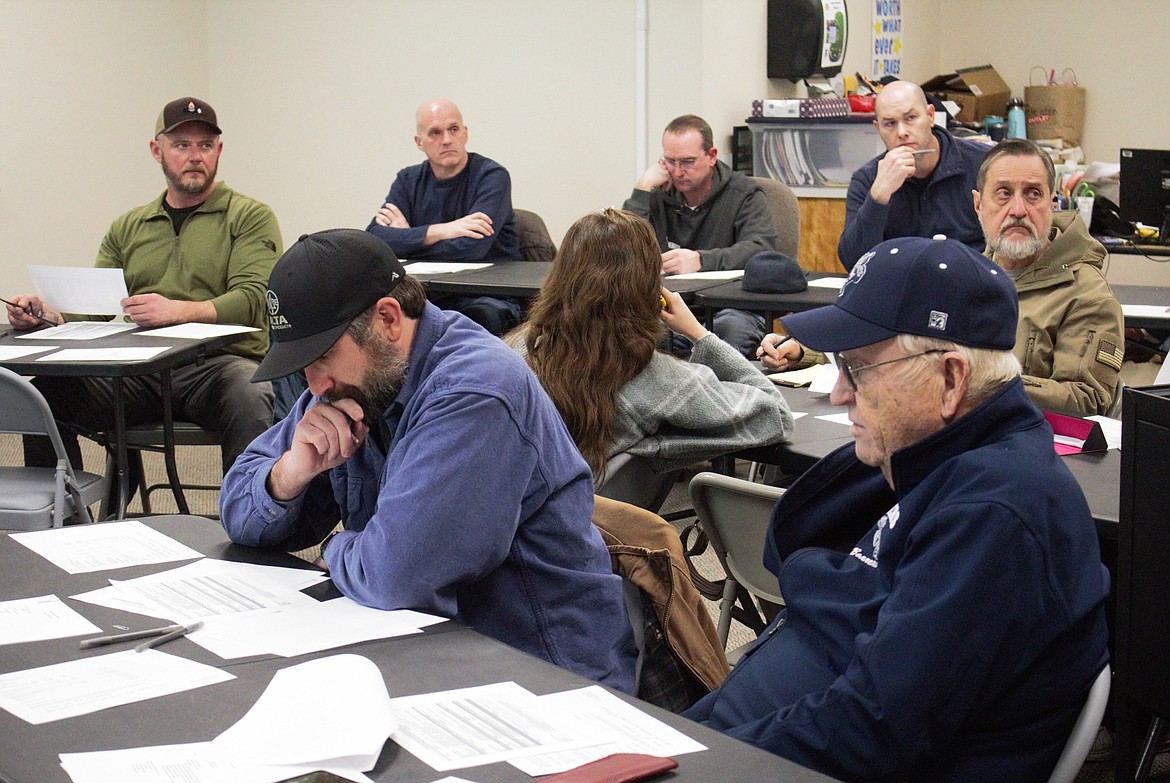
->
xmin=58 ymin=655 xmax=394 ymax=783
xmin=390 ymin=682 xmax=705 ymax=774
xmin=403 ymin=262 xmax=492 ymax=275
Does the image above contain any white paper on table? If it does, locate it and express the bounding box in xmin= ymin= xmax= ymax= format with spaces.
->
xmin=1121 ymin=304 xmax=1170 ymax=319
xmin=11 ymin=520 xmax=203 ymax=574
xmin=0 ymin=594 xmax=101 ymax=646
xmin=816 ymin=412 xmax=854 ymax=426
xmin=36 ymin=346 xmax=168 ymax=362
xmin=214 ymin=655 xmax=396 ymax=770
xmin=807 ymin=360 xmax=841 ymax=394
xmin=0 ymin=649 xmax=233 ymax=725
xmin=27 ymin=265 xmax=129 ymax=316
xmin=72 ymin=559 xmax=325 ymax=624
xmin=403 ymin=262 xmax=492 ymax=274
xmin=509 ymin=685 xmax=706 ymax=776
xmin=0 ymin=344 xmax=59 ymax=360
xmin=1156 ymin=359 xmax=1170 ymax=385
xmin=666 ymin=269 xmax=744 ymax=280
xmin=60 ymin=742 xmax=373 ymax=783
xmin=14 ymin=321 xmax=137 ymax=340
xmin=390 ymin=681 xmax=593 ymax=771
xmin=136 ymin=323 xmax=260 ymax=339
xmin=1086 ymin=415 xmax=1123 ymax=450
xmin=194 ymin=597 xmax=446 ymax=659
xmin=807 ymin=276 xmax=847 ymax=289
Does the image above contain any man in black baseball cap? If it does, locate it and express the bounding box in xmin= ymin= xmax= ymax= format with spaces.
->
xmin=221 ymin=229 xmax=637 ymax=693
xmin=686 ymin=236 xmax=1108 ymax=782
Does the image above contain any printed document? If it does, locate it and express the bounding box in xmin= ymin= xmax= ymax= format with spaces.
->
xmin=0 ymin=649 xmax=233 ymax=724
xmin=36 ymin=346 xmax=168 ymax=362
xmin=193 ymin=597 xmax=446 ymax=659
xmin=28 ymin=265 xmax=129 ymax=316
xmin=403 ymin=262 xmax=492 ymax=274
xmin=509 ymin=686 xmax=706 ymax=775
xmin=11 ymin=520 xmax=203 ymax=574
xmin=137 ymin=323 xmax=259 ymax=339
xmin=390 ymin=681 xmax=592 ymax=771
xmin=14 ymin=321 xmax=137 ymax=340
xmin=72 ymin=558 xmax=325 ymax=623
xmin=0 ymin=594 xmax=101 ymax=646
xmin=58 ymin=655 xmax=393 ymax=783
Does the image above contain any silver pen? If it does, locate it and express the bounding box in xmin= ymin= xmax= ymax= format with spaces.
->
xmin=80 ymin=623 xmax=187 ymax=650
xmin=134 ymin=621 xmax=203 ymax=653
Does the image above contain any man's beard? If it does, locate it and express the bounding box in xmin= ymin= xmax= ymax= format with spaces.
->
xmin=990 ymin=217 xmax=1048 ymax=262
xmin=324 ymin=334 xmax=409 ymax=429
xmin=161 ymin=158 xmax=217 ymax=197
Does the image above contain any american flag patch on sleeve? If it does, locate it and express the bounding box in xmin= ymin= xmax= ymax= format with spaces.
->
xmin=1096 ymin=338 xmax=1124 ymax=371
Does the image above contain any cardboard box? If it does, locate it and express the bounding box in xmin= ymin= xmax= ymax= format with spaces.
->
xmin=921 ymin=65 xmax=1011 ymax=124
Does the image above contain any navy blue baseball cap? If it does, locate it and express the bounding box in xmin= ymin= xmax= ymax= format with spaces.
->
xmin=780 ymin=236 xmax=1018 ymax=352
xmin=252 ymin=229 xmax=405 ymax=382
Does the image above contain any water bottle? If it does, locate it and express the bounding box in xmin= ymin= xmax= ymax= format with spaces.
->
xmin=1006 ymin=99 xmax=1026 ymax=139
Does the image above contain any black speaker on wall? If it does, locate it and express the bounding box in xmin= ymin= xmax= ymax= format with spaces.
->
xmin=767 ymin=0 xmax=848 ymax=81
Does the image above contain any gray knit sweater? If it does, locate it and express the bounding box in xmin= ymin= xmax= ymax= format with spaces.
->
xmin=511 ymin=332 xmax=794 ymax=476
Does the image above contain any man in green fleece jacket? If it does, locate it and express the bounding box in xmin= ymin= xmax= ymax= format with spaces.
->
xmin=6 ymin=97 xmax=283 ymax=475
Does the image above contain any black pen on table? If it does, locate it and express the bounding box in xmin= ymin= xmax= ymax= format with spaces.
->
xmin=0 ymin=296 xmax=57 ymax=328
xmin=78 ymin=621 xmax=202 ymax=651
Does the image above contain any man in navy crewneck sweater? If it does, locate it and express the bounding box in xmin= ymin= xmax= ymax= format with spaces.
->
xmin=367 ymin=99 xmax=521 ymax=334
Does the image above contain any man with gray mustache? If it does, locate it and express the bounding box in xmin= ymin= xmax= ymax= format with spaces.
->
xmin=973 ymin=138 xmax=1123 ymax=416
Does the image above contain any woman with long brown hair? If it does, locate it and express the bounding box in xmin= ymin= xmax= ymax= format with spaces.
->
xmin=511 ymin=208 xmax=793 ymax=478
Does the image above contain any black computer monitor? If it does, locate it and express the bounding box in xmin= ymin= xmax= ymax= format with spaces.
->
xmin=1119 ymin=148 xmax=1170 ymax=232
xmin=1117 ymin=385 xmax=1170 ymax=727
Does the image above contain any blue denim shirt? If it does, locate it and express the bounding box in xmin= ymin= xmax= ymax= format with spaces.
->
xmin=221 ymin=303 xmax=636 ymax=692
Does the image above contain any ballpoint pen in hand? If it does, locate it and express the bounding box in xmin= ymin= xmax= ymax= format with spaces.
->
xmin=0 ymin=296 xmax=57 ymax=328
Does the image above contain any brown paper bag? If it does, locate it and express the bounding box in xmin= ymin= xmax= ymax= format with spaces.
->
xmin=1025 ymin=83 xmax=1086 ymax=146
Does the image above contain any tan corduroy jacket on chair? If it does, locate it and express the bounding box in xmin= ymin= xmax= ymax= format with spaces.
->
xmin=592 ymin=496 xmax=730 ymax=694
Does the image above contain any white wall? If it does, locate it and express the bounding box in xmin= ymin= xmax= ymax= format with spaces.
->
xmin=204 ymin=0 xmax=639 ymax=254
xmin=936 ymin=0 xmax=1170 ymax=162
xmin=0 ymin=0 xmax=208 ymax=294
xmin=2 ymin=0 xmax=1169 ymax=297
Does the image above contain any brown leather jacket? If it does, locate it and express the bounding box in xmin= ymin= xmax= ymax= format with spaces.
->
xmin=592 ymin=496 xmax=730 ymax=693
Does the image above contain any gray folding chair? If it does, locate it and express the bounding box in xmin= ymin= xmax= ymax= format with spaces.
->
xmin=688 ymin=471 xmax=785 ymax=662
xmin=595 ymin=452 xmax=679 ymax=514
xmin=0 ymin=368 xmax=106 ymax=529
xmin=1047 ymin=664 xmax=1111 ymax=783
xmin=100 ymin=421 xmax=222 ymax=518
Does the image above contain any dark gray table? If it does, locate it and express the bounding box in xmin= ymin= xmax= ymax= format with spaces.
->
xmin=416 ymin=261 xmax=728 ymax=303
xmin=0 ymin=327 xmax=248 ymax=518
xmin=1111 ymin=283 xmax=1170 ymax=329
xmin=747 ymin=386 xmax=1120 ymax=537
xmin=0 ymin=516 xmax=838 ymax=783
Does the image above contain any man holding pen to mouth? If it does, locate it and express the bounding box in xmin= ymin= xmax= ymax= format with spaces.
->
xmin=219 ymin=229 xmax=636 ymax=692
xmin=838 ymin=81 xmax=988 ymax=270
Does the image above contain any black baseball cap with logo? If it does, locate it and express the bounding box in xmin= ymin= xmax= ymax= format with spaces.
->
xmin=252 ymin=229 xmax=406 ymax=382
xmin=155 ymin=97 xmax=222 ymax=136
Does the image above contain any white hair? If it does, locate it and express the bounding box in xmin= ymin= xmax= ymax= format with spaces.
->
xmin=897 ymin=334 xmax=1021 ymax=406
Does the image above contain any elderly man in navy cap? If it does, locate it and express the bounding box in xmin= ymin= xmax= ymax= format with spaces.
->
xmin=685 ymin=236 xmax=1108 ymax=782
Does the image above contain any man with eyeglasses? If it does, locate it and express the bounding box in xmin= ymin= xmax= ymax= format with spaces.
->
xmin=7 ymin=96 xmax=281 ymax=478
xmin=686 ymin=236 xmax=1108 ymax=782
xmin=623 ymin=114 xmax=777 ymax=354
xmin=838 ymin=80 xmax=987 ymax=271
